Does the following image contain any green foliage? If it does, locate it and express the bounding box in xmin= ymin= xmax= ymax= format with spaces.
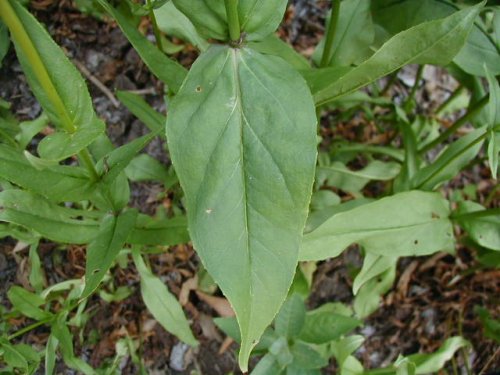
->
xmin=166 ymin=44 xmax=317 ymax=369
xmin=0 ymin=0 xmax=497 ymax=373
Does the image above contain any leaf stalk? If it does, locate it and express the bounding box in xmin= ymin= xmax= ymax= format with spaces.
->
xmin=320 ymin=0 xmax=341 ymax=68
xmin=224 ymin=0 xmax=241 ymax=44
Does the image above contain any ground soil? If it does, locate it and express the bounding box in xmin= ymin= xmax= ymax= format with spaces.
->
xmin=0 ymin=1 xmax=498 ymax=374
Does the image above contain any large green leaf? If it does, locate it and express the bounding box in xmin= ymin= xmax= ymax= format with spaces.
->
xmin=313 ymin=3 xmax=483 ymax=105
xmin=96 ymin=0 xmax=187 ymax=93
xmin=313 ymin=0 xmax=374 ymax=67
xmin=82 ymin=209 xmax=138 ymax=298
xmin=132 ymin=248 xmax=198 ymax=346
xmin=300 ymin=191 xmax=454 ymax=261
xmin=1 ymin=1 xmax=104 ymax=161
xmin=166 ymin=45 xmax=317 ymax=371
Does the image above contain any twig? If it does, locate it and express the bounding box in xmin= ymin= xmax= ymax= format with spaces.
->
xmin=479 ymin=347 xmax=500 ymax=375
xmin=72 ymin=59 xmax=120 ymax=108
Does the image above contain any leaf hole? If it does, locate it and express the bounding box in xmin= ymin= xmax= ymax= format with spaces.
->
xmin=92 ymin=269 xmax=101 ymax=275
xmin=414 ymin=240 xmax=419 ymax=245
xmin=195 ymin=86 xmax=202 ymax=93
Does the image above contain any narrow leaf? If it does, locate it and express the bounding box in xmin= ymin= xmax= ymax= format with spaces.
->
xmin=116 ymin=91 xmax=165 ymax=133
xmin=7 ymin=286 xmax=51 ymax=320
xmin=300 ymin=191 xmax=454 ymax=261
xmin=166 ymin=45 xmax=317 ymax=371
xmin=0 ymin=145 xmax=96 ymax=202
xmin=410 ymin=127 xmax=486 ymax=190
xmin=0 ymin=0 xmax=104 ymax=160
xmin=0 ymin=190 xmax=101 ymax=244
xmin=82 ymin=209 xmax=138 ymax=298
xmin=314 ymin=3 xmax=483 ymax=105
xmin=132 ymin=248 xmax=198 ymax=346
xmin=96 ymin=0 xmax=187 ymax=93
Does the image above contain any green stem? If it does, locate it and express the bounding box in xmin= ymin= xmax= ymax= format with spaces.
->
xmin=78 ymin=149 xmax=99 ymax=181
xmin=0 ymin=0 xmax=99 ymax=180
xmin=404 ymin=64 xmax=425 ymax=108
xmin=415 ymin=130 xmax=487 ymax=190
xmin=224 ymin=0 xmax=241 ymax=43
xmin=147 ymin=0 xmax=165 ymax=54
xmin=419 ymin=94 xmax=489 ymax=154
xmin=451 ymin=208 xmax=500 ymax=221
xmin=320 ymin=0 xmax=341 ymax=68
xmin=436 ymin=85 xmax=464 ymax=116
xmin=8 ymin=317 xmax=53 ymax=340
xmin=380 ymin=70 xmax=400 ymax=96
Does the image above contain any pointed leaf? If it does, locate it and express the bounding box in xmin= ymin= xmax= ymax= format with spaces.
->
xmin=7 ymin=286 xmax=51 ymax=321
xmin=299 ymin=312 xmax=361 ymax=344
xmin=154 ymin=1 xmax=209 ymax=50
xmin=132 ymin=248 xmax=198 ymax=346
xmin=300 ymin=191 xmax=454 ymax=261
xmin=410 ymin=127 xmax=486 ymax=190
xmin=456 ymin=201 xmax=500 ymax=251
xmin=0 ymin=190 xmax=101 ymax=244
xmin=317 ymin=160 xmax=401 ymax=193
xmin=166 ymin=45 xmax=317 ymax=371
xmin=82 ymin=209 xmax=138 ymax=298
xmin=352 ymin=253 xmax=394 ymax=295
xmin=116 ymin=91 xmax=165 ymax=133
xmin=96 ymin=0 xmax=187 ymax=92
xmin=313 ymin=0 xmax=374 ymax=67
xmin=0 ymin=145 xmax=95 ymax=202
xmin=275 ymin=294 xmax=306 ymax=339
xmin=0 ymin=1 xmax=104 ymax=159
xmin=314 ymin=3 xmax=483 ymax=105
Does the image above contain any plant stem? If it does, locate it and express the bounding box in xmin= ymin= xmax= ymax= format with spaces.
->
xmin=419 ymin=94 xmax=489 ymax=154
xmin=404 ymin=64 xmax=425 ymax=108
xmin=320 ymin=0 xmax=341 ymax=68
xmin=224 ymin=0 xmax=241 ymax=43
xmin=8 ymin=317 xmax=53 ymax=340
xmin=380 ymin=70 xmax=400 ymax=96
xmin=436 ymin=85 xmax=464 ymax=116
xmin=78 ymin=149 xmax=99 ymax=181
xmin=451 ymin=208 xmax=500 ymax=221
xmin=146 ymin=0 xmax=165 ymax=54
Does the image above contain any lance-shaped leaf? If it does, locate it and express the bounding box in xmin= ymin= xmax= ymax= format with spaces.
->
xmin=313 ymin=3 xmax=483 ymax=105
xmin=132 ymin=248 xmax=198 ymax=346
xmin=0 ymin=190 xmax=101 ymax=244
xmin=82 ymin=209 xmax=138 ymax=298
xmin=96 ymin=0 xmax=187 ymax=93
xmin=0 ymin=145 xmax=96 ymax=202
xmin=300 ymin=191 xmax=454 ymax=261
xmin=0 ymin=1 xmax=104 ymax=161
xmin=166 ymin=45 xmax=317 ymax=371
